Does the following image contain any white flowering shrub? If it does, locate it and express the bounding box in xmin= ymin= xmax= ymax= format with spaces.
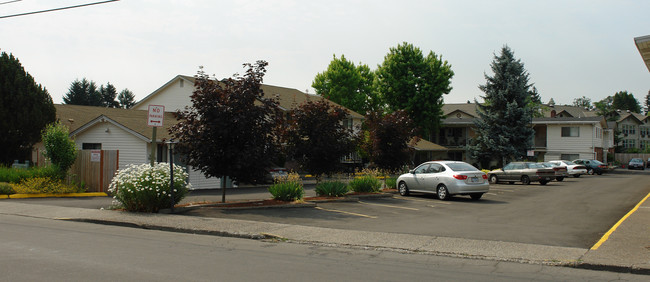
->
xmin=109 ymin=163 xmax=191 ymax=213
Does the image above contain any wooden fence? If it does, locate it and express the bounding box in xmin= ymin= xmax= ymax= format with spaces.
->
xmin=614 ymin=153 xmax=650 ymax=167
xmin=69 ymin=150 xmax=119 ymax=192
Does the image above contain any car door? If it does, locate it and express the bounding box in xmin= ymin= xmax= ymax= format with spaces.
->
xmin=409 ymin=163 xmax=430 ymax=191
xmin=506 ymin=163 xmax=525 ymax=181
xmin=501 ymin=163 xmax=516 ymax=181
xmin=425 ymin=163 xmax=445 ymax=192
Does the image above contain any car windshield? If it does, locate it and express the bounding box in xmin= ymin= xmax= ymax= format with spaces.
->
xmin=630 ymin=158 xmax=642 ymax=162
xmin=591 ymin=160 xmax=604 ymax=165
xmin=561 ymin=160 xmax=575 ymax=165
xmin=445 ymin=162 xmax=479 ymax=172
xmin=527 ymin=163 xmax=545 ymax=169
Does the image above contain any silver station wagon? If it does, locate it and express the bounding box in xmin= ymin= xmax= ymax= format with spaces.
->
xmin=488 ymin=162 xmax=555 ymax=185
xmin=396 ymin=161 xmax=489 ymax=201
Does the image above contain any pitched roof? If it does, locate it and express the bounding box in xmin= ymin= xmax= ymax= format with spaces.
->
xmin=136 ymin=75 xmax=364 ymax=119
xmin=410 ymin=138 xmax=448 ymax=151
xmin=55 ymin=104 xmax=178 ymax=141
xmin=443 ymin=103 xmax=599 ymax=118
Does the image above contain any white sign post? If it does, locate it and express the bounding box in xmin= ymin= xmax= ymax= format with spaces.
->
xmin=148 ymin=105 xmax=165 ymax=127
xmin=148 ymin=105 xmax=165 ymax=166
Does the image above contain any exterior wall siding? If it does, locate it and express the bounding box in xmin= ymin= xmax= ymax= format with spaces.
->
xmin=134 ymin=79 xmax=193 ymax=112
xmin=544 ymin=124 xmax=596 ymax=160
xmin=75 ymin=123 xmax=147 ymax=170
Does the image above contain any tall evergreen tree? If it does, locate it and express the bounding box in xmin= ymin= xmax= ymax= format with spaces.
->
xmin=469 ymin=46 xmax=535 ymax=167
xmin=63 ymin=78 xmax=102 ymax=106
xmin=376 ymin=42 xmax=454 ymax=140
xmin=118 ymin=88 xmax=136 ymax=109
xmin=0 ymin=52 xmax=56 ymax=165
xmin=612 ymin=91 xmax=641 ymax=113
xmin=99 ymin=82 xmax=120 ymax=108
xmin=644 ymin=90 xmax=650 ymax=115
xmin=312 ymin=54 xmax=379 ymax=114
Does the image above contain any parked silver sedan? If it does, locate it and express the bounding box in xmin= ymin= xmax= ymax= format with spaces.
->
xmin=488 ymin=162 xmax=555 ymax=185
xmin=396 ymin=161 xmax=489 ymax=201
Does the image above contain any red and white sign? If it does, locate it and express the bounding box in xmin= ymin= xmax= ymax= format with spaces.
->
xmin=148 ymin=105 xmax=165 ymax=127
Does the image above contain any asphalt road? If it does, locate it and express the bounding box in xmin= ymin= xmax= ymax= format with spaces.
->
xmin=2 ymin=214 xmax=645 ymax=281
xmin=10 ymin=171 xmax=650 ymax=249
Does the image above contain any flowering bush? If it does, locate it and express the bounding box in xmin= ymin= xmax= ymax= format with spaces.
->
xmin=109 ymin=163 xmax=191 ymax=213
xmin=12 ymin=177 xmax=84 ymax=194
xmin=268 ymin=172 xmax=303 ymax=201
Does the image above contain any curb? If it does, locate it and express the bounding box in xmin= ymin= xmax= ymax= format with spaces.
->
xmin=2 ymin=192 xmax=108 ymax=199
xmin=572 ymin=263 xmax=650 ymax=276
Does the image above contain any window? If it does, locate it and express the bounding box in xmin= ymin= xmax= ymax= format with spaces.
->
xmin=414 ymin=164 xmax=430 ymax=174
xmin=622 ymin=139 xmax=636 ymax=149
xmin=179 ymin=79 xmax=184 ymax=88
xmin=82 ymin=143 xmax=101 ymax=150
xmin=622 ymin=124 xmax=637 ymax=135
xmin=561 ymin=127 xmax=579 ymax=137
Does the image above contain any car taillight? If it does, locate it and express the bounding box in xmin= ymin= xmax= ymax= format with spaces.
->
xmin=453 ymin=175 xmax=468 ymax=180
xmin=482 ymin=174 xmax=488 ymax=179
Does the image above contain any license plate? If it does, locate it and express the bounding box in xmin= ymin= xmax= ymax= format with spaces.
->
xmin=470 ymin=177 xmax=479 ymax=183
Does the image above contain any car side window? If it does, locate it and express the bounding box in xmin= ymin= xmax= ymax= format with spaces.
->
xmin=429 ymin=164 xmax=443 ymax=173
xmin=503 ymin=164 xmax=514 ymax=170
xmin=414 ymin=164 xmax=430 ymax=174
xmin=514 ymin=163 xmax=524 ymax=169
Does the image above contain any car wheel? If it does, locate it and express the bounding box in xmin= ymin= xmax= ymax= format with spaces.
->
xmin=437 ymin=184 xmax=451 ymax=201
xmin=587 ymin=168 xmax=594 ymax=175
xmin=470 ymin=193 xmax=483 ymax=200
xmin=539 ymin=180 xmax=548 ymax=185
xmin=398 ymin=181 xmax=409 ymax=196
xmin=556 ymin=176 xmax=564 ymax=182
xmin=597 ymin=171 xmax=602 ymax=175
xmin=521 ymin=175 xmax=531 ymax=185
xmin=508 ymin=181 xmax=515 ymax=184
xmin=489 ymin=174 xmax=498 ymax=184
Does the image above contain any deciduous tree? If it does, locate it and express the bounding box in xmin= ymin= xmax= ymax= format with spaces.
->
xmin=364 ymin=110 xmax=417 ymax=173
xmin=170 ymin=61 xmax=283 ymax=202
xmin=312 ymin=54 xmax=379 ymax=114
xmin=376 ymin=42 xmax=454 ymax=140
xmin=0 ymin=52 xmax=56 ymax=165
xmin=284 ymin=99 xmax=357 ymax=180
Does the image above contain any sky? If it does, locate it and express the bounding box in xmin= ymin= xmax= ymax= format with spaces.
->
xmin=2 ymin=0 xmax=649 ymax=107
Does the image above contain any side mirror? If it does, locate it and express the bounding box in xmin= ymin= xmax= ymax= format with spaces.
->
xmin=409 ymin=169 xmax=415 ymax=174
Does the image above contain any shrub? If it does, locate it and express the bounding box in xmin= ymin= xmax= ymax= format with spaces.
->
xmin=315 ymin=181 xmax=348 ymax=197
xmin=384 ymin=177 xmax=397 ymax=189
xmin=41 ymin=121 xmax=77 ymax=179
xmin=0 ymin=165 xmax=59 ymax=184
xmin=349 ymin=175 xmax=382 ymax=193
xmin=108 ymin=163 xmax=191 ymax=213
xmin=12 ymin=177 xmax=84 ymax=194
xmin=0 ymin=182 xmax=15 ymax=195
xmin=268 ymin=172 xmax=303 ymax=201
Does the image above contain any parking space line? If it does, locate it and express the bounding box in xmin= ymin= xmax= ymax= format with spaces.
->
xmin=358 ymin=200 xmax=420 ymax=210
xmin=395 ymin=197 xmax=452 ymax=205
xmin=314 ymin=207 xmax=377 ymax=218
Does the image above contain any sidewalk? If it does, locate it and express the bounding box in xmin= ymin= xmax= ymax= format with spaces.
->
xmin=1 ymin=191 xmax=648 ymax=275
